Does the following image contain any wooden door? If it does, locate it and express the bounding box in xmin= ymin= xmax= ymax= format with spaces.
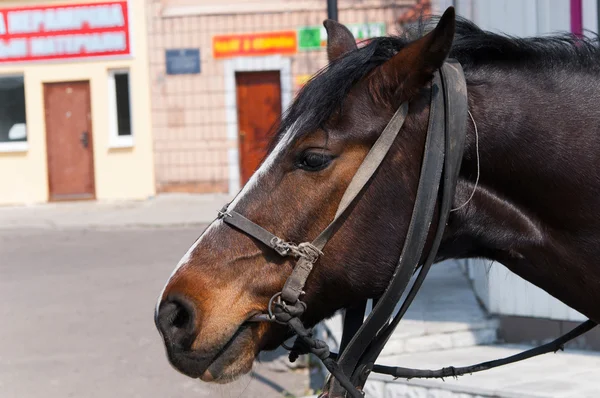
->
xmin=44 ymin=81 xmax=95 ymax=201
xmin=235 ymin=71 xmax=282 ymax=185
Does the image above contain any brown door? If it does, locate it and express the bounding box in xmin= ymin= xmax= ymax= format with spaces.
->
xmin=235 ymin=71 xmax=282 ymax=185
xmin=44 ymin=81 xmax=95 ymax=201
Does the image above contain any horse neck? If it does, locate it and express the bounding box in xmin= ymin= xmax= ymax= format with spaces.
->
xmin=442 ymin=70 xmax=559 ymax=254
xmin=439 ymin=68 xmax=600 ymax=321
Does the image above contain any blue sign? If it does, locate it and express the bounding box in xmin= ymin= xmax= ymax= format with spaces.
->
xmin=165 ymin=49 xmax=200 ymax=75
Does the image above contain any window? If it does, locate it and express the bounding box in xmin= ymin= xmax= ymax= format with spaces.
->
xmin=108 ymin=70 xmax=133 ymax=147
xmin=0 ymin=75 xmax=27 ymax=152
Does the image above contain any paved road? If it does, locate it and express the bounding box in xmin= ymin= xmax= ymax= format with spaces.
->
xmin=0 ymin=227 xmax=315 ymax=398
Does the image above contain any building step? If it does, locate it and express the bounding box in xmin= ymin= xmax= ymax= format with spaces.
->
xmin=323 ymin=310 xmax=498 ymax=356
xmin=380 ymin=321 xmax=498 ymax=356
xmin=321 ymin=261 xmax=498 ymax=355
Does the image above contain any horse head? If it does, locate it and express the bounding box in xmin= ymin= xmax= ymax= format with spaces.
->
xmin=155 ymin=8 xmax=456 ymax=383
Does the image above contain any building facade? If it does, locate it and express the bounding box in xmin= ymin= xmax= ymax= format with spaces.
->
xmin=146 ymin=0 xmax=422 ymax=194
xmin=0 ymin=0 xmax=155 ymax=205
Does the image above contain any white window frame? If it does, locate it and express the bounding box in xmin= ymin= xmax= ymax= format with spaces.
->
xmin=0 ymin=140 xmax=28 ymax=153
xmin=0 ymin=73 xmax=27 ymax=153
xmin=108 ymin=68 xmax=134 ymax=148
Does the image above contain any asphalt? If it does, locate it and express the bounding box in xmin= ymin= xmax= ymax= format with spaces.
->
xmin=0 ymin=226 xmax=316 ymax=398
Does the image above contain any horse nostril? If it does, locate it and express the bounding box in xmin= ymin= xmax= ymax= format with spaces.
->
xmin=156 ymin=297 xmax=197 ymax=349
xmin=171 ymin=304 xmax=190 ymax=328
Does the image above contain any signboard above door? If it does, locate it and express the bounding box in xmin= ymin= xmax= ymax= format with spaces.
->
xmin=213 ymin=31 xmax=297 ymax=59
xmin=298 ymin=22 xmax=386 ymax=51
xmin=0 ymin=1 xmax=131 ymax=64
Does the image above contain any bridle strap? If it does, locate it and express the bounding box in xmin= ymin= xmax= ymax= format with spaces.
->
xmin=365 ymin=60 xmax=468 ymax=361
xmin=328 ymin=63 xmax=459 ymax=396
xmin=330 ymin=60 xmax=469 ymax=395
xmin=218 ymin=211 xmax=289 ymax=255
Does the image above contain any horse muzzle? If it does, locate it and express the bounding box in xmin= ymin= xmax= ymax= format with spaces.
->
xmin=155 ymin=295 xmax=259 ymax=382
xmin=155 ymin=296 xmax=210 ymax=378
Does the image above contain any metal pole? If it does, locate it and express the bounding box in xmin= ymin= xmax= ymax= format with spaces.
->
xmin=327 ymin=0 xmax=338 ymax=21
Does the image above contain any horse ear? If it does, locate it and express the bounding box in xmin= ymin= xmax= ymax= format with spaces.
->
xmin=378 ymin=7 xmax=456 ymax=100
xmin=323 ymin=19 xmax=358 ymax=62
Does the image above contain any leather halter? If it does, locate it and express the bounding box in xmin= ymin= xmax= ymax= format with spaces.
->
xmin=216 ymin=60 xmax=597 ymax=397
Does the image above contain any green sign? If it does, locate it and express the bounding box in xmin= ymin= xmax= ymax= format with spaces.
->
xmin=298 ymin=22 xmax=386 ymax=51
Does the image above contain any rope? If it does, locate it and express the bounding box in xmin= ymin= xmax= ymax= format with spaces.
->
xmin=451 ymin=109 xmax=480 ymax=212
xmin=270 ymin=238 xmax=323 ymax=262
xmin=271 ymin=299 xmax=365 ymax=397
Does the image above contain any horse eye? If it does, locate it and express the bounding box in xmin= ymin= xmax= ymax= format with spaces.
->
xmin=297 ymin=151 xmax=333 ymax=172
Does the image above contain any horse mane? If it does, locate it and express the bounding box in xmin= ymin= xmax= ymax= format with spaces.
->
xmin=449 ymin=17 xmax=600 ymax=71
xmin=273 ymin=16 xmax=600 ymax=146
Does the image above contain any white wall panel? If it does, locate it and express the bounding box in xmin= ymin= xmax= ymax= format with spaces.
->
xmin=435 ymin=0 xmax=585 ymax=321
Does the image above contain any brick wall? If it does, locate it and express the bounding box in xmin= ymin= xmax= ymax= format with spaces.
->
xmin=146 ymin=0 xmax=419 ymax=193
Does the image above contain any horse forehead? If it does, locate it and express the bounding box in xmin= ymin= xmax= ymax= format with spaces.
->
xmin=227 ymin=121 xmax=301 ymax=209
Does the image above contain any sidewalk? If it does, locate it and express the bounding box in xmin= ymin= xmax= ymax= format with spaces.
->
xmin=0 ymin=193 xmax=233 ymax=229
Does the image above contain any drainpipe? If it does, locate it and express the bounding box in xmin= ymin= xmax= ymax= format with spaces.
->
xmin=327 ymin=0 xmax=338 ymax=21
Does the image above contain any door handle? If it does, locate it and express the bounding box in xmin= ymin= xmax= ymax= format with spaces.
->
xmin=80 ymin=131 xmax=89 ymax=148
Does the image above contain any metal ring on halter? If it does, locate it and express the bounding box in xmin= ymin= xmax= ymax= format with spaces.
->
xmin=268 ymin=292 xmax=283 ymax=320
xmin=268 ymin=292 xmax=297 ymax=326
xmin=243 ymin=292 xmax=286 ymax=323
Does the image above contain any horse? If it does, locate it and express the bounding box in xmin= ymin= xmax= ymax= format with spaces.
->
xmin=155 ymin=6 xmax=600 ymax=395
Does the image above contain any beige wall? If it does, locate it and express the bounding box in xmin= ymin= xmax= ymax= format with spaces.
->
xmin=0 ymin=0 xmax=155 ymax=205
xmin=147 ymin=0 xmax=416 ymax=194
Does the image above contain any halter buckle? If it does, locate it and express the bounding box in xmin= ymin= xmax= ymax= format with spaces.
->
xmin=270 ymin=237 xmax=292 ymax=256
xmin=217 ymin=204 xmax=232 ymax=219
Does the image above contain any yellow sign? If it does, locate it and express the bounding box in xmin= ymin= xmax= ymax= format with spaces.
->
xmin=213 ymin=31 xmax=297 ymax=59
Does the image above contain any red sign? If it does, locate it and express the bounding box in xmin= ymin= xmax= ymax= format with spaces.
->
xmin=0 ymin=1 xmax=130 ymax=64
xmin=213 ymin=31 xmax=297 ymax=59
